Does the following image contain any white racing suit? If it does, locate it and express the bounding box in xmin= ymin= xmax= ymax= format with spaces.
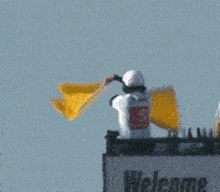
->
xmin=110 ymin=91 xmax=151 ymax=139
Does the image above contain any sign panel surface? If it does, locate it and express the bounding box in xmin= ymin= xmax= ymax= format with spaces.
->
xmin=103 ymin=156 xmax=220 ymax=192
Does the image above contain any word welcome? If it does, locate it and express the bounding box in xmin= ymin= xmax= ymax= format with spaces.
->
xmin=124 ymin=170 xmax=207 ymax=192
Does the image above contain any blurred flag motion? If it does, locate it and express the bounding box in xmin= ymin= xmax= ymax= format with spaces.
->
xmin=150 ymin=86 xmax=180 ymax=132
xmin=50 ymin=81 xmax=106 ymax=121
xmin=50 ymin=77 xmax=180 ymax=131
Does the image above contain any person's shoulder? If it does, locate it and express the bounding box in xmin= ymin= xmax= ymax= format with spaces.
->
xmin=116 ymin=94 xmax=133 ymax=103
xmin=110 ymin=94 xmax=125 ymax=106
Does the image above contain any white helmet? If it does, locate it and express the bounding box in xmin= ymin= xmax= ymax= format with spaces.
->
xmin=122 ymin=70 xmax=145 ymax=87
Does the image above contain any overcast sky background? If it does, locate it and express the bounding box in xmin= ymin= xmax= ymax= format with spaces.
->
xmin=1 ymin=0 xmax=220 ymax=191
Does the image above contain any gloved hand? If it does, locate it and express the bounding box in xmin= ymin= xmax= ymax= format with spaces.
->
xmin=104 ymin=74 xmax=117 ymax=85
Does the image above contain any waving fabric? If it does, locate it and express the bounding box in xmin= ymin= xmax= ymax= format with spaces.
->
xmin=150 ymin=86 xmax=180 ymax=132
xmin=50 ymin=81 xmax=105 ymax=121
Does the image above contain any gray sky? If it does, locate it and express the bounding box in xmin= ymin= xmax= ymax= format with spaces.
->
xmin=1 ymin=0 xmax=220 ymax=191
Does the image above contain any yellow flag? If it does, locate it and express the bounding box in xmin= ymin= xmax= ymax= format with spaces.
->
xmin=150 ymin=86 xmax=180 ymax=132
xmin=50 ymin=81 xmax=106 ymax=121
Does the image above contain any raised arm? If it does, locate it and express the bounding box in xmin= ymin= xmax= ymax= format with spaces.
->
xmin=103 ymin=74 xmax=123 ymax=86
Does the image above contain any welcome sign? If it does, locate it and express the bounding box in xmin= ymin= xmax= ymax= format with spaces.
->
xmin=124 ymin=170 xmax=207 ymax=192
xmin=103 ymin=156 xmax=220 ymax=192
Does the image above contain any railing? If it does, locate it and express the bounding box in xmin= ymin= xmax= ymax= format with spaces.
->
xmin=105 ymin=128 xmax=220 ymax=156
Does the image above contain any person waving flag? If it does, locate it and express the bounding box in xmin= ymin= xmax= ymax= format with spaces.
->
xmin=50 ymin=71 xmax=180 ymax=138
